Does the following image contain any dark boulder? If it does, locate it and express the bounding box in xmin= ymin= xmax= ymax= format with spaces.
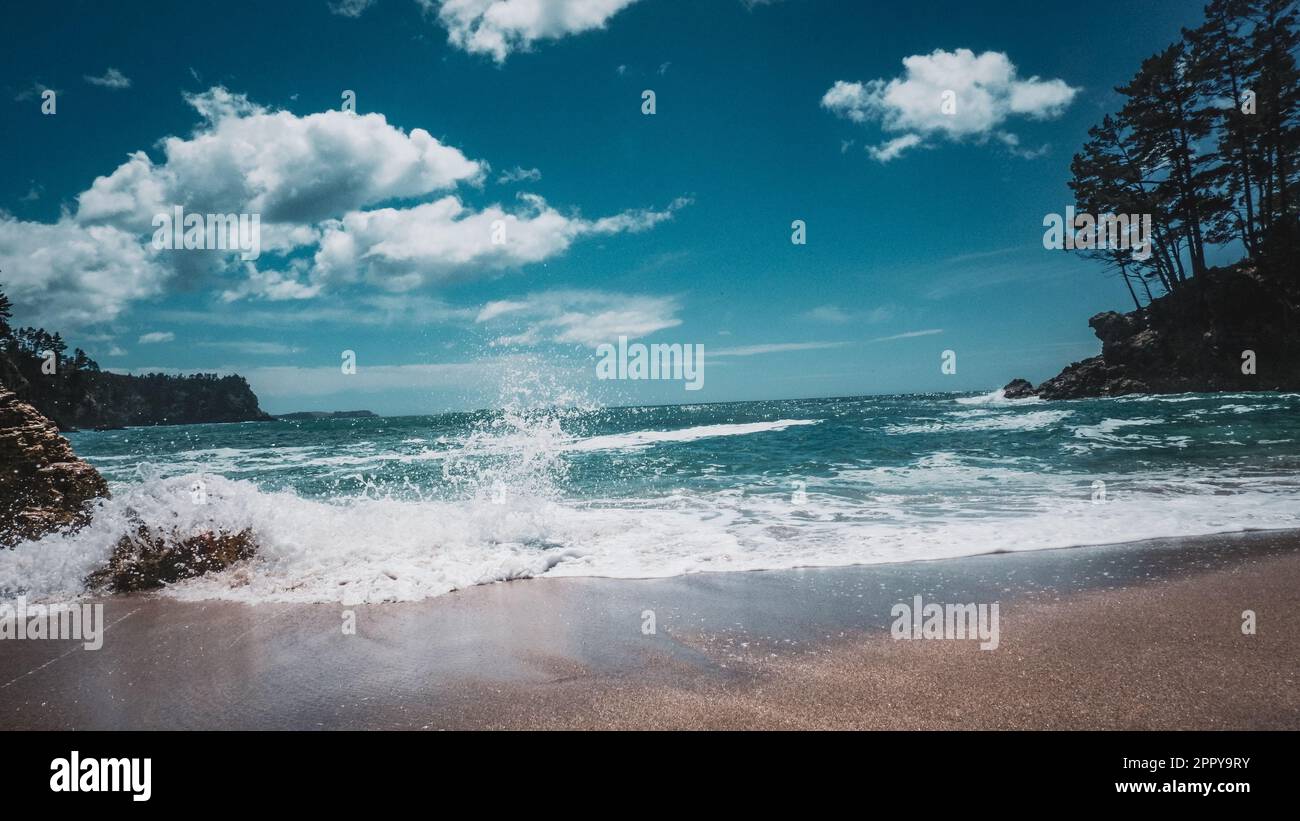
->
xmin=85 ymin=524 xmax=257 ymax=593
xmin=1001 ymin=378 xmax=1038 ymax=399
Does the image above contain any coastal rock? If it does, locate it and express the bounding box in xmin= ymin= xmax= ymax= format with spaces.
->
xmin=1033 ymin=263 xmax=1300 ymax=400
xmin=0 ymin=388 xmax=110 ymax=547
xmin=85 ymin=524 xmax=257 ymax=593
xmin=1036 ymin=357 xmax=1151 ymax=399
xmin=1001 ymin=378 xmax=1038 ymax=399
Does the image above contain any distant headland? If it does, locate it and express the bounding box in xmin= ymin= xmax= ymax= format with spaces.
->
xmin=275 ymin=410 xmax=379 ymax=420
xmin=1 ymin=287 xmax=271 ymax=430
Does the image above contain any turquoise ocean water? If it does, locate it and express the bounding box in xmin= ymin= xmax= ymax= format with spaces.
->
xmin=4 ymin=389 xmax=1298 ymax=603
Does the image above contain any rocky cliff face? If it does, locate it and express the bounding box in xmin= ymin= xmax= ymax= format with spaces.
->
xmin=1011 ymin=264 xmax=1300 ymax=400
xmin=0 ymin=388 xmax=109 ymax=547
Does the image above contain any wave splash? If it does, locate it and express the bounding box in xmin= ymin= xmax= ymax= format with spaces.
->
xmin=4 ymin=462 xmax=1297 ymax=605
xmin=4 ymin=387 xmax=1299 ymax=604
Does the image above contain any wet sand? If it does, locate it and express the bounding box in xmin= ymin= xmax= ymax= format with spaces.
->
xmin=2 ymin=529 xmax=1298 ymax=730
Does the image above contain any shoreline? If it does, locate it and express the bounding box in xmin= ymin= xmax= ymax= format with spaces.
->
xmin=2 ymin=528 xmax=1298 ymax=730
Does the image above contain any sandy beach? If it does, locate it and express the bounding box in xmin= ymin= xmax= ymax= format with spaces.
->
xmin=2 ymin=529 xmax=1297 ymax=730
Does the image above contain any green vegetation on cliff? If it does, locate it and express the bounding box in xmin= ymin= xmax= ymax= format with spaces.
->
xmin=0 ymin=287 xmax=270 ymax=429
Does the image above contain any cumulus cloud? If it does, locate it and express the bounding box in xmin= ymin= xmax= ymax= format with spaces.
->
xmin=312 ymin=193 xmax=690 ymax=291
xmin=0 ymin=218 xmax=167 ymax=327
xmin=0 ymin=86 xmax=681 ymax=327
xmin=475 ymin=289 xmax=682 ymax=347
xmin=84 ymin=68 xmax=132 ymax=89
xmin=426 ymin=0 xmax=641 ymax=63
xmin=138 ymin=331 xmax=176 ymax=344
xmin=219 ymin=261 xmax=325 ymax=302
xmin=822 ymin=49 xmax=1078 ymax=162
xmin=77 ymin=87 xmax=484 ymax=230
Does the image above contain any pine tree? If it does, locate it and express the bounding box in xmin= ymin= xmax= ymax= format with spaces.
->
xmin=0 ymin=286 xmax=12 ymax=341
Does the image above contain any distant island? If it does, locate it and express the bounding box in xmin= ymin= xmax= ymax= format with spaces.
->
xmin=0 ymin=287 xmax=271 ymax=430
xmin=275 ymin=410 xmax=379 ymax=420
xmin=1009 ymin=1 xmax=1300 ymax=399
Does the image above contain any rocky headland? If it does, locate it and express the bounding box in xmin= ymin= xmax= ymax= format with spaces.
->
xmin=1006 ymin=262 xmax=1299 ymax=400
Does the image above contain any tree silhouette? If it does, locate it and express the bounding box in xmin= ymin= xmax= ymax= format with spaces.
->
xmin=1069 ymin=0 xmax=1300 ymax=307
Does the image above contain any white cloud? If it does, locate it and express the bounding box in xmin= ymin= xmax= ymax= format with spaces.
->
xmin=427 ymin=0 xmax=641 ymax=63
xmin=84 ymin=68 xmax=132 ymax=90
xmin=1 ymin=86 xmax=682 ymax=327
xmin=312 ymin=194 xmax=689 ymax=291
xmin=475 ymin=289 xmax=682 ymax=347
xmin=869 ymin=134 xmax=923 ymax=162
xmin=219 ymin=261 xmax=324 ymax=302
xmin=822 ymin=49 xmax=1077 ymax=162
xmin=0 ymin=218 xmax=167 ymax=327
xmin=77 ymin=87 xmax=484 ymax=230
xmin=497 ymin=166 xmax=542 ymax=184
xmin=139 ymin=331 xmax=176 ymax=344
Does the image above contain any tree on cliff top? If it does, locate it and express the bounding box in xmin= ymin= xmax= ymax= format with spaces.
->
xmin=0 ymin=286 xmax=12 ymax=340
xmin=1069 ymin=0 xmax=1300 ymax=308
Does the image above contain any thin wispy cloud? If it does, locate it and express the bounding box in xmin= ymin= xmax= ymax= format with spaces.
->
xmin=13 ymin=81 xmax=58 ymax=102
xmin=477 ymin=290 xmax=682 ymax=348
xmin=197 ymin=341 xmax=305 ymax=355
xmin=84 ymin=68 xmax=131 ymax=89
xmin=801 ymin=305 xmax=894 ymax=324
xmin=712 ymin=341 xmax=849 ymax=357
xmin=496 ymin=166 xmax=542 ymax=184
xmin=870 ymin=329 xmax=943 ymax=342
xmin=922 ymin=252 xmax=1078 ymax=300
xmin=327 ymin=0 xmax=376 ymax=17
xmin=156 ymin=295 xmax=478 ymax=329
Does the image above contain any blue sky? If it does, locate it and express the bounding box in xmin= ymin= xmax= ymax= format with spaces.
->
xmin=0 ymin=0 xmax=1225 ymax=414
